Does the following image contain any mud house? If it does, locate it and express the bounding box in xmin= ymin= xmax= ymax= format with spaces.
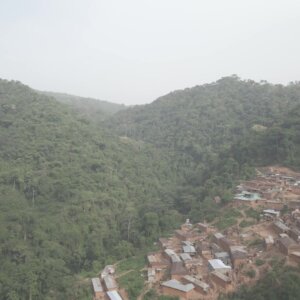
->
xmin=211 ymin=271 xmax=232 ymax=291
xmin=161 ymin=279 xmax=194 ymax=299
xmin=289 ymin=228 xmax=300 ymax=242
xmin=106 ymin=291 xmax=123 ymax=300
xmin=170 ymin=256 xmax=188 ymax=280
xmin=277 ymin=236 xmax=300 ymax=255
xmin=91 ymin=278 xmax=104 ymax=299
xmin=264 ymin=235 xmax=274 ymax=250
xmin=214 ymin=252 xmax=231 ymax=265
xmin=229 ymin=246 xmax=248 ymax=268
xmin=273 ymin=221 xmax=290 ymax=234
xmin=208 ymin=259 xmax=231 ymax=274
xmin=103 ymin=275 xmax=118 ymax=291
xmin=182 ymin=275 xmax=210 ymax=294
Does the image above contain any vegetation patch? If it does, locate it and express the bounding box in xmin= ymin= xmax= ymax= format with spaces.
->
xmin=116 ymin=255 xmax=146 ymax=273
xmin=118 ymin=270 xmax=144 ymax=300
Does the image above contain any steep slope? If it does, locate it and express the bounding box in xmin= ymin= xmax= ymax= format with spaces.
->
xmin=106 ymin=76 xmax=300 ymax=220
xmin=42 ymin=91 xmax=125 ymax=122
xmin=0 ymin=79 xmax=181 ymax=299
xmin=230 ymin=102 xmax=300 ymax=170
xmin=107 ymin=76 xmax=300 ymax=160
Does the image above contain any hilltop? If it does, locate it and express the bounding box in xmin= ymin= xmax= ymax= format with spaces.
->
xmin=0 ymin=77 xmax=300 ymax=300
xmin=41 ymin=91 xmax=125 ymax=122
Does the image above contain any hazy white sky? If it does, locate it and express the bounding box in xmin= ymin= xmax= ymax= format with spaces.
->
xmin=1 ymin=0 xmax=300 ymax=104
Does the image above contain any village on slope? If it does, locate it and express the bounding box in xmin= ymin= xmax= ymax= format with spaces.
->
xmin=91 ymin=166 xmax=300 ymax=300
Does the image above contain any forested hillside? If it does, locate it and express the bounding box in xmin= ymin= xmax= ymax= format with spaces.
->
xmin=107 ymin=76 xmax=300 ymax=220
xmin=42 ymin=91 xmax=125 ymax=122
xmin=1 ymin=77 xmax=300 ymax=300
xmin=0 ymin=80 xmax=182 ymax=299
xmin=230 ymin=103 xmax=300 ymax=170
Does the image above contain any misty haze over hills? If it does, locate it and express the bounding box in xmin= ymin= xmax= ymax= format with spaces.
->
xmin=0 ymin=76 xmax=300 ymax=299
xmin=1 ymin=1 xmax=300 ymax=299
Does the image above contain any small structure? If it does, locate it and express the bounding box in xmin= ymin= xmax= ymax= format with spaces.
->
xmin=147 ymin=253 xmax=160 ymax=267
xmin=229 ymin=246 xmax=248 ymax=268
xmin=211 ymin=271 xmax=232 ymax=290
xmin=212 ymin=233 xmax=225 ymax=244
xmin=219 ymin=237 xmax=233 ymax=252
xmin=214 ymin=252 xmax=231 ymax=265
xmin=182 ymin=275 xmax=210 ymax=294
xmin=183 ymin=244 xmax=196 ymax=256
xmin=289 ymin=251 xmax=300 ymax=263
xmin=170 ymin=260 xmax=188 ymax=280
xmin=212 ymin=233 xmax=232 ymax=251
xmin=208 ymin=259 xmax=231 ymax=274
xmin=277 ymin=236 xmax=300 ymax=255
xmin=181 ymin=219 xmax=193 ymax=231
xmin=164 ymin=249 xmax=177 ymax=260
xmin=91 ymin=278 xmax=104 ymax=299
xmin=289 ymin=228 xmax=300 ymax=242
xmin=264 ymin=235 xmax=274 ymax=250
xmin=197 ymin=222 xmax=210 ymax=233
xmin=292 ymin=209 xmax=300 ymax=219
xmin=161 ymin=279 xmax=194 ymax=299
xmin=263 ymin=209 xmax=280 ymax=218
xmin=175 ymin=229 xmax=194 ymax=241
xmin=147 ymin=268 xmax=155 ymax=283
xmin=103 ymin=275 xmax=118 ymax=291
xmin=180 ymin=253 xmax=192 ymax=262
xmin=211 ymin=243 xmax=222 ymax=254
xmin=159 ymin=238 xmax=169 ymax=249
xmin=234 ymin=191 xmax=261 ymax=201
xmin=198 ymin=241 xmax=212 ymax=260
xmin=101 ymin=265 xmax=115 ymax=279
xmin=273 ymin=221 xmax=290 ymax=234
xmin=106 ymin=291 xmax=123 ymax=300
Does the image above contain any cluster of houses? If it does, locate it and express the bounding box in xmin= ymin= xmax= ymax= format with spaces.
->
xmin=144 ymin=167 xmax=300 ymax=299
xmin=91 ymin=166 xmax=300 ymax=300
xmin=146 ymin=219 xmax=251 ymax=299
xmin=233 ymin=167 xmax=300 ymax=265
xmin=234 ymin=167 xmax=300 ymax=210
xmin=91 ymin=265 xmax=124 ymax=300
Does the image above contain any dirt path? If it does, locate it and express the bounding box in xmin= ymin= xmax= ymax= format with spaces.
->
xmin=115 ymin=269 xmax=134 ymax=279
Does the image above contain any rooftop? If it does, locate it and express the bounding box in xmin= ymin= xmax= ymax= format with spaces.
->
xmin=180 ymin=253 xmax=192 ymax=261
xmin=103 ymin=275 xmax=117 ymax=290
xmin=183 ymin=275 xmax=210 ymax=292
xmin=91 ymin=277 xmax=103 ymax=293
xmin=274 ymin=221 xmax=290 ymax=232
xmin=211 ymin=271 xmax=231 ymax=282
xmin=183 ymin=245 xmax=196 ymax=253
xmin=107 ymin=291 xmax=123 ymax=300
xmin=214 ymin=232 xmax=225 ymax=239
xmin=208 ymin=259 xmax=231 ymax=270
xmin=234 ymin=191 xmax=261 ymax=201
xmin=162 ymin=279 xmax=194 ymax=292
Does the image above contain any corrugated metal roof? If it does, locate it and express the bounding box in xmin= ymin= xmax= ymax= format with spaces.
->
xmin=183 ymin=275 xmax=210 ymax=292
xmin=214 ymin=252 xmax=229 ymax=259
xmin=165 ymin=249 xmax=176 ymax=257
xmin=107 ymin=291 xmax=123 ymax=300
xmin=183 ymin=245 xmax=196 ymax=253
xmin=162 ymin=279 xmax=194 ymax=292
xmin=208 ymin=259 xmax=231 ymax=270
xmin=211 ymin=271 xmax=231 ymax=282
xmin=92 ymin=277 xmax=103 ymax=293
xmin=180 ymin=253 xmax=192 ymax=261
xmin=103 ymin=275 xmax=117 ymax=290
xmin=274 ymin=221 xmax=290 ymax=231
xmin=171 ymin=254 xmax=181 ymax=263
xmin=214 ymin=232 xmax=225 ymax=239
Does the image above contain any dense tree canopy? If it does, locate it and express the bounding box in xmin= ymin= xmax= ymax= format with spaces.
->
xmin=1 ymin=77 xmax=300 ymax=299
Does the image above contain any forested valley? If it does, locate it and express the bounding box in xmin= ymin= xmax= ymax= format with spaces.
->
xmin=1 ymin=76 xmax=300 ymax=299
